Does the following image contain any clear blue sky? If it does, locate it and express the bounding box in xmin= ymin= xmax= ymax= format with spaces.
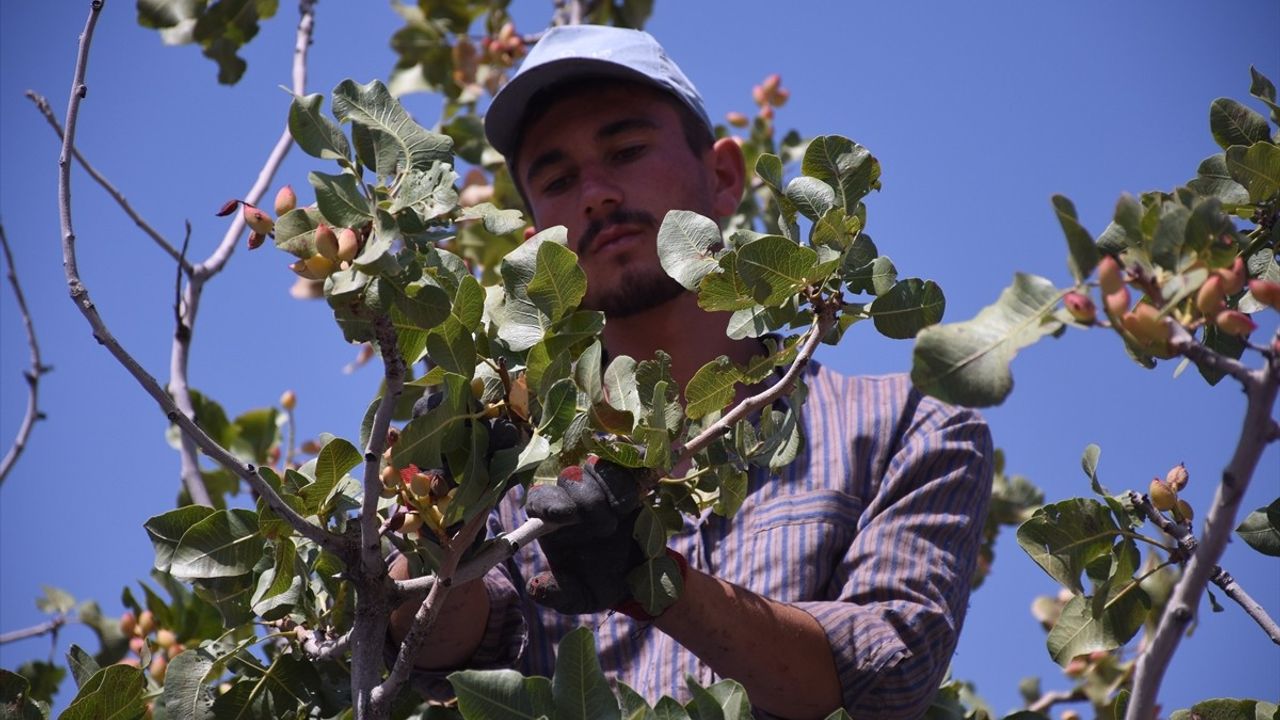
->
xmin=2 ymin=0 xmax=1277 ymax=714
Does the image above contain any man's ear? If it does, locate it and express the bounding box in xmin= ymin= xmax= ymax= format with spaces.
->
xmin=708 ymin=137 xmax=747 ymax=218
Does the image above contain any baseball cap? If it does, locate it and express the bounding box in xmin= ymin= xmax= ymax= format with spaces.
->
xmin=483 ymin=25 xmax=713 ymax=160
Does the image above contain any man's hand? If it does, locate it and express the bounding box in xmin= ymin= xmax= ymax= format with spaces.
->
xmin=523 ymin=458 xmax=647 ymax=614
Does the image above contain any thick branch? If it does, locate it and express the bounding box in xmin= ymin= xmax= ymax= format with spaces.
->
xmin=1127 ymin=350 xmax=1280 ymax=719
xmin=167 ymin=0 xmax=315 ymax=507
xmin=1168 ymin=321 xmax=1255 ymax=388
xmin=25 ymin=91 xmax=191 ymax=273
xmin=55 ymin=0 xmax=345 ymax=558
xmin=0 ymin=615 xmax=66 ymax=645
xmin=361 ymin=316 xmax=406 ymax=574
xmin=1126 ymin=491 xmax=1280 ymax=644
xmin=0 ymin=222 xmax=49 ymax=487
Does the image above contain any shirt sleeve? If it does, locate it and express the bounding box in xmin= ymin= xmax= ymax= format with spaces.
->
xmin=789 ymin=389 xmax=993 ymax=720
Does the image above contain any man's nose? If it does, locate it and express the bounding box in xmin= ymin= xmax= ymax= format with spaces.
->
xmin=579 ymin=167 xmax=623 ymax=219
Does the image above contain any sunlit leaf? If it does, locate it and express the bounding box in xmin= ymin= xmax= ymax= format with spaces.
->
xmin=657 ymin=210 xmax=722 ymax=290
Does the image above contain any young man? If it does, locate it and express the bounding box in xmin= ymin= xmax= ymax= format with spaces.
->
xmin=390 ymin=25 xmax=993 ymax=720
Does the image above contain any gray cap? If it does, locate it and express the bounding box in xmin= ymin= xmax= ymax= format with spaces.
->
xmin=483 ymin=25 xmax=713 ymax=160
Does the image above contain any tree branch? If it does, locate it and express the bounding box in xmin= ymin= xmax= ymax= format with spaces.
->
xmin=395 ymin=302 xmax=842 ymax=603
xmin=1126 ymin=491 xmax=1280 ymax=644
xmin=167 ymin=0 xmax=316 ymax=508
xmin=55 ymin=0 xmax=346 ymax=558
xmin=1168 ymin=321 xmax=1255 ymax=388
xmin=1027 ymin=687 xmax=1087 ymax=714
xmin=1126 ymin=349 xmax=1280 ymax=719
xmin=0 ymin=615 xmax=67 ymax=646
xmin=0 ymin=222 xmax=50 ymax=488
xmin=24 ymin=91 xmax=192 ymax=274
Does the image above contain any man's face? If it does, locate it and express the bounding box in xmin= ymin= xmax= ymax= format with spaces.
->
xmin=515 ymin=84 xmax=720 ymax=318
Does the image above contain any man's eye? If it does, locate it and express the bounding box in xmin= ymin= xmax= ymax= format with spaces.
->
xmin=613 ymin=145 xmax=646 ymax=162
xmin=541 ymin=174 xmax=573 ymax=194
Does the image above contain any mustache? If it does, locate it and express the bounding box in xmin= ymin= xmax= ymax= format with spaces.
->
xmin=577 ymin=208 xmax=658 ymax=254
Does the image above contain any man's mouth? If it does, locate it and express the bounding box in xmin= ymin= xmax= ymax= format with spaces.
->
xmin=585 ymin=224 xmax=645 ymax=255
xmin=577 ymin=209 xmax=658 ymax=255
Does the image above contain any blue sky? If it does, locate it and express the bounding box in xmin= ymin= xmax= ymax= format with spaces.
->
xmin=1 ymin=0 xmax=1277 ymax=714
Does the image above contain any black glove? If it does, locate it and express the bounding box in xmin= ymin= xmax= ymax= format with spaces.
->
xmin=523 ymin=458 xmax=646 ymax=614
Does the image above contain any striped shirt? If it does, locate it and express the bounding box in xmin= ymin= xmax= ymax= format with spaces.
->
xmin=435 ymin=364 xmax=992 ymax=719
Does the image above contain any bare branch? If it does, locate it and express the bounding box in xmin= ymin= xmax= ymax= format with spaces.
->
xmin=55 ymin=0 xmax=346 ymax=558
xmin=1126 ymin=491 xmax=1280 ymax=645
xmin=0 ymin=615 xmax=67 ymax=645
xmin=0 ymin=222 xmax=50 ymax=488
xmin=1027 ymin=687 xmax=1087 ymax=714
xmin=361 ymin=315 xmax=406 ymax=575
xmin=1167 ymin=321 xmax=1255 ymax=388
xmin=374 ymin=510 xmax=488 ymax=711
xmin=1127 ymin=350 xmax=1280 ymax=719
xmin=168 ymin=0 xmax=316 ymax=508
xmin=299 ymin=627 xmax=351 ymax=661
xmin=24 ymin=91 xmax=192 ymax=274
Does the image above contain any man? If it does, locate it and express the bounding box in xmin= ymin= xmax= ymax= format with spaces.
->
xmin=390 ymin=25 xmax=993 ymax=720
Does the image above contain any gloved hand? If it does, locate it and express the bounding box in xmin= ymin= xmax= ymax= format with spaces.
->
xmin=523 ymin=458 xmax=647 ymax=615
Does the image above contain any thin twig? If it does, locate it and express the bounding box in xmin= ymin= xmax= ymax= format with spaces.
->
xmin=0 ymin=615 xmax=67 ymax=645
xmin=0 ymin=222 xmax=50 ymax=487
xmin=1027 ymin=687 xmax=1087 ymax=714
xmin=394 ymin=301 xmax=842 ymax=602
xmin=24 ymin=91 xmax=192 ymax=274
xmin=1127 ymin=347 xmax=1280 ymax=719
xmin=300 ymin=627 xmax=351 ymax=661
xmin=55 ymin=0 xmax=346 ymax=558
xmin=1126 ymin=491 xmax=1280 ymax=644
xmin=167 ymin=0 xmax=316 ymax=508
xmin=373 ymin=509 xmax=488 ymax=712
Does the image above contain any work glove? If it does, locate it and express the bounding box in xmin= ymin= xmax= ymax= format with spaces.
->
xmin=523 ymin=458 xmax=648 ymax=615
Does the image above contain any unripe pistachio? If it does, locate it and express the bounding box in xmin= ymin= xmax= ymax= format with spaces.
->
xmin=1063 ymin=657 xmax=1088 ymax=677
xmin=1148 ymin=478 xmax=1176 ymax=511
xmin=1122 ymin=304 xmax=1170 ymax=347
xmin=155 ymin=629 xmax=176 ymax=649
xmin=119 ymin=611 xmax=137 ymax=636
xmin=770 ymin=87 xmax=790 ymax=107
xmin=289 ymin=277 xmax=324 ymax=300
xmin=1196 ymin=274 xmax=1225 ymax=317
xmin=410 ymin=472 xmax=433 ymax=499
xmin=118 ymin=657 xmax=141 ymax=668
xmin=380 ymin=464 xmax=398 ymax=489
xmin=752 ymin=84 xmax=767 ymax=106
xmin=1104 ymin=286 xmax=1131 ymax=317
xmin=247 ymin=231 xmax=267 ymax=250
xmin=137 ymin=610 xmax=156 ymax=636
xmin=725 ymin=111 xmax=749 ymax=128
xmin=215 ymin=199 xmax=240 ymax=217
xmin=149 ymin=653 xmax=168 ymax=683
xmin=242 ymin=205 xmax=274 ymax=235
xmin=300 ymin=439 xmax=322 ymax=454
xmin=762 ymin=73 xmax=782 ymax=94
xmin=274 ymin=185 xmax=297 ymax=216
xmin=1248 ymin=279 xmax=1280 ymax=310
xmin=219 ymin=682 xmax=233 ymax=694
xmin=470 ymin=377 xmax=486 ymax=400
xmin=458 ymin=183 xmax=494 ymax=208
xmin=399 ymin=512 xmax=423 ymax=534
xmin=289 ymin=254 xmax=336 ymax=280
xmin=1175 ymin=498 xmax=1194 ymax=523
xmin=1216 ymin=257 xmax=1246 ymax=295
xmin=280 ymin=389 xmax=296 ymax=411
xmin=1061 ymin=711 xmax=1081 ymax=720
xmin=386 ymin=426 xmax=400 ymax=447
xmin=1214 ymin=309 xmax=1256 ymax=337
xmin=337 ymin=227 xmax=360 ymax=262
xmin=760 ymin=105 xmax=775 ymax=121
xmin=1063 ymin=291 xmax=1097 ymax=324
xmin=129 ymin=636 xmax=146 ymax=655
xmin=1097 ymin=255 xmax=1124 ymax=296
xmin=1165 ymin=462 xmax=1189 ymax=492
xmin=167 ymin=643 xmax=184 ymax=659
xmin=314 ymin=223 xmax=339 ymax=261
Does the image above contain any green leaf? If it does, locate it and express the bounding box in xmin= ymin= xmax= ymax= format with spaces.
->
xmin=619 ymin=683 xmax=656 ymax=720
xmin=552 ymin=627 xmax=620 ymax=720
xmin=527 ymin=241 xmax=587 ymax=323
xmin=784 ymin=176 xmax=835 ymax=220
xmin=1235 ymin=499 xmax=1280 ymax=557
xmin=1209 ymin=98 xmax=1271 ymax=150
xmin=426 ymin=317 xmax=477 ymax=380
xmin=0 ymin=668 xmax=46 ymax=720
xmin=912 ymin=273 xmax=1064 ymax=407
xmin=627 ymin=555 xmax=684 ymax=618
xmin=654 ymin=697 xmax=693 ymax=720
xmin=449 ymin=669 xmax=550 ymax=720
xmin=1016 ymin=498 xmax=1121 ymax=594
xmin=603 ymin=356 xmax=642 ymax=419
xmin=66 ymin=645 xmax=100 ymax=690
xmin=1081 ymin=443 xmax=1107 ymax=496
xmin=712 ymin=466 xmax=748 ymax=518
xmin=735 ymin=235 xmax=820 ymax=306
xmin=273 ymin=206 xmax=326 ymax=259
xmin=1170 ymin=699 xmax=1278 ymax=720
xmin=867 ymin=278 xmax=945 ymax=339
xmin=1250 ymin=66 xmax=1280 ymax=124
xmin=802 ymin=135 xmax=880 ymax=212
xmin=1152 ymin=202 xmax=1192 ymax=272
xmin=844 ymin=255 xmax=897 ymax=296
xmin=633 ymin=505 xmax=667 ymax=558
xmin=14 ymin=661 xmax=62 ymax=705
xmin=161 ymin=649 xmax=216 ymax=720
xmin=170 ymin=509 xmax=264 ymax=580
xmin=1188 ymin=154 xmax=1251 ymax=205
xmin=331 ymin=79 xmax=452 ymax=176
xmin=58 ymin=664 xmax=146 ymax=720
xmin=288 ymin=93 xmax=351 ymax=162
xmin=1046 ymin=587 xmax=1149 ymax=666
xmin=34 ymin=586 xmax=74 ymax=615
xmin=657 ymin=210 xmax=723 ymax=290
xmin=145 ymin=506 xmax=216 ymax=573
xmin=685 ymin=678 xmax=751 ymax=720
xmin=458 ymin=202 xmax=526 ymax=235
xmin=1051 ymin=195 xmax=1100 ymax=282
xmin=1225 ymin=142 xmax=1280 ymax=203
xmin=391 ymin=162 xmax=458 ymax=219
xmin=685 ymin=357 xmax=742 ymax=420
xmin=453 ymin=274 xmax=486 ymax=332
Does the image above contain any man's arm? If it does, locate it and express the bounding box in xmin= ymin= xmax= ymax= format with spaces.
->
xmin=388 ymin=555 xmax=490 ymax=669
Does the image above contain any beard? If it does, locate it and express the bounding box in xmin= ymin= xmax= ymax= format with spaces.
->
xmin=577 ymin=207 xmax=688 ymax=318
